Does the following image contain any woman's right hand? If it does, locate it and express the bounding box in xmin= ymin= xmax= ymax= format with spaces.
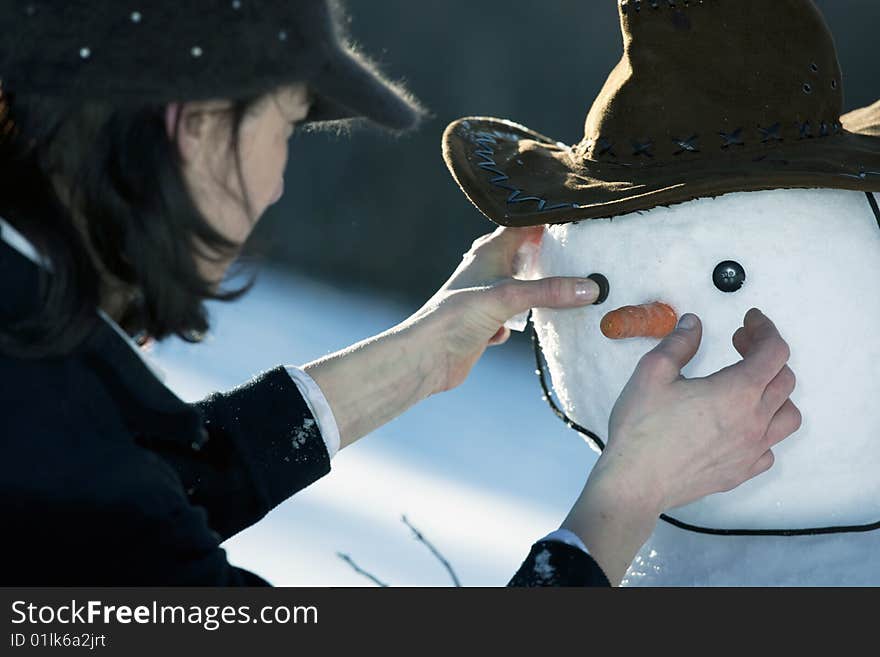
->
xmin=600 ymin=307 xmax=800 ymax=513
xmin=561 ymin=308 xmax=801 ymax=584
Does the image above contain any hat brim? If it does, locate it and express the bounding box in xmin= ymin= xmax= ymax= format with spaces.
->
xmin=306 ymin=48 xmax=422 ymax=131
xmin=443 ymin=103 xmax=880 ymax=227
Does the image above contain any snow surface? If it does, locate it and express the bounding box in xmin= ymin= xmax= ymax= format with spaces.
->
xmin=150 ymin=269 xmax=595 ymax=587
xmin=533 ymin=188 xmax=880 ymax=586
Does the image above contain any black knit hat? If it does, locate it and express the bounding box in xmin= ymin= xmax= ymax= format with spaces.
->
xmin=0 ymin=0 xmax=423 ymax=130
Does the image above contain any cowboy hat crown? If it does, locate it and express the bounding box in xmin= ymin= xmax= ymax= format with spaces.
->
xmin=443 ymin=0 xmax=880 ymax=227
xmin=584 ymin=0 xmax=842 ymax=162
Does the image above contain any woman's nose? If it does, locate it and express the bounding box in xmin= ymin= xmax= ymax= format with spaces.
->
xmin=600 ymin=302 xmax=678 ymax=340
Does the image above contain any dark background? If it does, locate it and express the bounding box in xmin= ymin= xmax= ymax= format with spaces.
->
xmin=252 ymin=0 xmax=879 ymax=306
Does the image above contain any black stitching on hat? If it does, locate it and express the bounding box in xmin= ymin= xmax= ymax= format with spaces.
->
xmin=471 ymin=130 xmax=580 ymax=213
xmin=672 ymin=134 xmax=700 ymax=154
xmin=596 ymin=137 xmax=616 ymax=158
xmin=618 ymin=0 xmax=706 ymax=14
xmin=758 ymin=122 xmax=783 ymax=143
xmin=841 ymin=168 xmax=880 ymax=181
xmin=719 ymin=128 xmax=745 ymax=148
xmin=631 ymin=139 xmax=654 ymax=157
xmin=589 ymin=117 xmax=835 ymax=158
xmin=798 ymin=122 xmax=813 ymax=139
xmin=619 ymin=1 xmax=722 ymax=17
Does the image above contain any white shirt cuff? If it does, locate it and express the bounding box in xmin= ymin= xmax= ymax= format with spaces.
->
xmin=284 ymin=366 xmax=341 ymax=460
xmin=540 ymin=528 xmax=591 ymax=556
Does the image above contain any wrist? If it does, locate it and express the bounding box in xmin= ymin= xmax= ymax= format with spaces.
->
xmin=303 ymin=321 xmax=440 ymax=448
xmin=564 ymin=467 xmax=659 ymax=538
xmin=395 ymin=319 xmax=446 ymax=400
xmin=560 ymin=466 xmax=659 ymax=585
xmin=596 ymin=421 xmax=671 ymax=514
xmin=398 ymin=310 xmax=453 ymax=397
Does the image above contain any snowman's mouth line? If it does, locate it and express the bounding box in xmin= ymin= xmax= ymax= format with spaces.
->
xmin=869 ymin=191 xmax=880 ymax=230
xmin=531 ymin=190 xmax=880 ymax=539
xmin=531 ymin=322 xmax=880 ymax=537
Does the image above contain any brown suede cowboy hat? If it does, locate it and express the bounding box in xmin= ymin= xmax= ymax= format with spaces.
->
xmin=443 ymin=0 xmax=880 ymax=227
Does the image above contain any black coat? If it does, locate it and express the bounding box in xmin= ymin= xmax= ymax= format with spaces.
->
xmin=0 ymin=238 xmax=608 ymax=587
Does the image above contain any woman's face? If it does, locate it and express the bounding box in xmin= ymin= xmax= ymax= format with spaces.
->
xmin=173 ymin=83 xmax=311 ymax=283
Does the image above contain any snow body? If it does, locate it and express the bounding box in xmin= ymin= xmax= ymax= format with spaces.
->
xmin=531 ymin=188 xmax=880 ymax=585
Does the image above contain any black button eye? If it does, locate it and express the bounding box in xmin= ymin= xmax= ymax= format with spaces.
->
xmin=713 ymin=260 xmax=746 ymax=293
xmin=587 ymin=273 xmax=610 ymax=305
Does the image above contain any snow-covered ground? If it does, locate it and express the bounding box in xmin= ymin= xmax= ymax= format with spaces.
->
xmin=150 ymin=267 xmax=596 ymax=586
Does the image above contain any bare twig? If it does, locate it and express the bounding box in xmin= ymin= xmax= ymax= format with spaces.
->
xmin=401 ymin=515 xmax=462 ymax=587
xmin=336 ymin=552 xmax=389 ymax=587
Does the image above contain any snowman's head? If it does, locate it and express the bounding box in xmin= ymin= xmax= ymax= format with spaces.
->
xmin=532 ymin=188 xmax=880 ymax=530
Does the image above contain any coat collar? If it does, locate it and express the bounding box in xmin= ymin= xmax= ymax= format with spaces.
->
xmin=0 ymin=219 xmax=206 ymax=448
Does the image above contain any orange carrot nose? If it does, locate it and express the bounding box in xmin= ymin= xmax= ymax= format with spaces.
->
xmin=600 ymin=302 xmax=678 ymax=340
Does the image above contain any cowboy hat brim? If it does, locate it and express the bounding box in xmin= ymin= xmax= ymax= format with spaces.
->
xmin=442 ymin=102 xmax=880 ymax=227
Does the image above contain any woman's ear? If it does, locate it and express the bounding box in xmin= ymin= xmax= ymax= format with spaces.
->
xmin=168 ymin=100 xmax=226 ymax=164
xmin=169 ymin=103 xmax=205 ymax=164
xmin=164 ymin=103 xmax=181 ymax=143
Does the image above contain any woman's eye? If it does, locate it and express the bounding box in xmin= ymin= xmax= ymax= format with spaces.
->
xmin=713 ymin=260 xmax=747 ymax=293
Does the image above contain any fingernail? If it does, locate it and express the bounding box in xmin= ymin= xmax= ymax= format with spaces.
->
xmin=575 ymin=278 xmax=600 ymax=302
xmin=678 ymin=314 xmax=698 ymax=330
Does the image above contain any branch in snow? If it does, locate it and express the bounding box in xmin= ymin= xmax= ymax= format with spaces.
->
xmin=401 ymin=515 xmax=462 ymax=587
xmin=336 ymin=552 xmax=389 ymax=587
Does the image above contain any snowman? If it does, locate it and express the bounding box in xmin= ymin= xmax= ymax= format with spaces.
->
xmin=443 ymin=0 xmax=880 ymax=585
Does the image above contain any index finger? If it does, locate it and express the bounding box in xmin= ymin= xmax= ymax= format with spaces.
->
xmin=732 ymin=308 xmax=791 ymax=386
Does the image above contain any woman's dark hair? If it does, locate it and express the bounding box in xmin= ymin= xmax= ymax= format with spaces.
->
xmin=0 ymin=85 xmax=269 ymax=358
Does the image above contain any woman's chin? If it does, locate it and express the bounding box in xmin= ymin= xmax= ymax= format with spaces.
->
xmin=269 ymin=179 xmax=284 ymax=205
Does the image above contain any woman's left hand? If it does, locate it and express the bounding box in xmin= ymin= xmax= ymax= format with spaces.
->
xmin=407 ymin=225 xmax=600 ymax=394
xmin=305 ymin=225 xmax=599 ymax=449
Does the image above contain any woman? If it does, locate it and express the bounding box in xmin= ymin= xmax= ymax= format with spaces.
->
xmin=0 ymin=1 xmax=799 ymax=586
